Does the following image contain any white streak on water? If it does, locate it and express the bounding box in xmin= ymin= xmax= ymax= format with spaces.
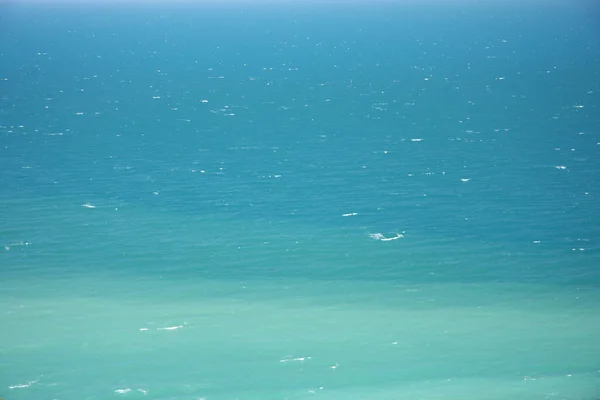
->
xmin=158 ymin=325 xmax=184 ymax=331
xmin=9 ymin=379 xmax=39 ymax=390
xmin=369 ymin=233 xmax=404 ymax=241
xmin=280 ymin=356 xmax=312 ymax=363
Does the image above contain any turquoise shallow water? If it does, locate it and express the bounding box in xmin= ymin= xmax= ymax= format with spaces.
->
xmin=1 ymin=1 xmax=600 ymax=399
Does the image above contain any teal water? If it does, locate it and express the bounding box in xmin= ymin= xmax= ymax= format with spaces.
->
xmin=1 ymin=1 xmax=599 ymax=399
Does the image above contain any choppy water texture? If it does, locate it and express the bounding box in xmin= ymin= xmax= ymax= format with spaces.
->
xmin=1 ymin=1 xmax=599 ymax=399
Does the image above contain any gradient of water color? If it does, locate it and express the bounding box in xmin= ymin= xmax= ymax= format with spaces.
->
xmin=1 ymin=1 xmax=599 ymax=399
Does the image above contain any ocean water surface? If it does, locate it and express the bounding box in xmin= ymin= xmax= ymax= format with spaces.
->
xmin=1 ymin=1 xmax=599 ymax=399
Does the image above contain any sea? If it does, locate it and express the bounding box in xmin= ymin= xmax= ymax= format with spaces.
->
xmin=1 ymin=1 xmax=599 ymax=399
